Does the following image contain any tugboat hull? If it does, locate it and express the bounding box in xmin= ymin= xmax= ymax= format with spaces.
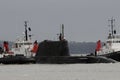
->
xmin=100 ymin=51 xmax=120 ymax=62
xmin=0 ymin=55 xmax=35 ymax=64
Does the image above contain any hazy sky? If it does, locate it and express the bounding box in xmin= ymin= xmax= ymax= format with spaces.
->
xmin=0 ymin=0 xmax=120 ymax=42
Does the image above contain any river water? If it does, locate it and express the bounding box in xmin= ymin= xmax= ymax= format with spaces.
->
xmin=0 ymin=63 xmax=120 ymax=80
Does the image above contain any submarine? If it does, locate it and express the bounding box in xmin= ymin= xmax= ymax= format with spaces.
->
xmin=35 ymin=40 xmax=116 ymax=64
xmin=35 ymin=24 xmax=116 ymax=64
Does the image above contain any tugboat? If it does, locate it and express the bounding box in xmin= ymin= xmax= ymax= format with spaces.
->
xmin=96 ymin=18 xmax=120 ymax=61
xmin=0 ymin=21 xmax=37 ymax=64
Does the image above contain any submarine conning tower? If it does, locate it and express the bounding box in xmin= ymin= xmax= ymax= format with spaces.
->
xmin=36 ymin=40 xmax=69 ymax=56
xmin=35 ymin=40 xmax=70 ymax=63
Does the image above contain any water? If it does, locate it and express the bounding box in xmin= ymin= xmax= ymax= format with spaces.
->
xmin=0 ymin=63 xmax=120 ymax=80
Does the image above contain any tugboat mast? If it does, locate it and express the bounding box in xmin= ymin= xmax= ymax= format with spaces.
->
xmin=62 ymin=24 xmax=64 ymax=39
xmin=24 ymin=21 xmax=28 ymax=41
xmin=108 ymin=18 xmax=116 ymax=36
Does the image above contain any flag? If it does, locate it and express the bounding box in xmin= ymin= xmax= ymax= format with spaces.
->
xmin=28 ymin=27 xmax=31 ymax=31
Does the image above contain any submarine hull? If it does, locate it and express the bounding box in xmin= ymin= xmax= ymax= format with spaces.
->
xmin=35 ymin=40 xmax=116 ymax=64
xmin=35 ymin=56 xmax=116 ymax=64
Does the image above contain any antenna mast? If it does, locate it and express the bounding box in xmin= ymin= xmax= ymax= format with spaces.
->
xmin=24 ymin=21 xmax=28 ymax=41
xmin=62 ymin=24 xmax=64 ymax=39
xmin=108 ymin=18 xmax=115 ymax=36
xmin=59 ymin=24 xmax=65 ymax=41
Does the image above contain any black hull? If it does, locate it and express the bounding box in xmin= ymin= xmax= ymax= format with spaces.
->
xmin=0 ymin=56 xmax=35 ymax=64
xmin=35 ymin=56 xmax=116 ymax=64
xmin=100 ymin=51 xmax=120 ymax=61
xmin=0 ymin=55 xmax=116 ymax=64
xmin=0 ymin=40 xmax=117 ymax=64
xmin=35 ymin=40 xmax=116 ymax=64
